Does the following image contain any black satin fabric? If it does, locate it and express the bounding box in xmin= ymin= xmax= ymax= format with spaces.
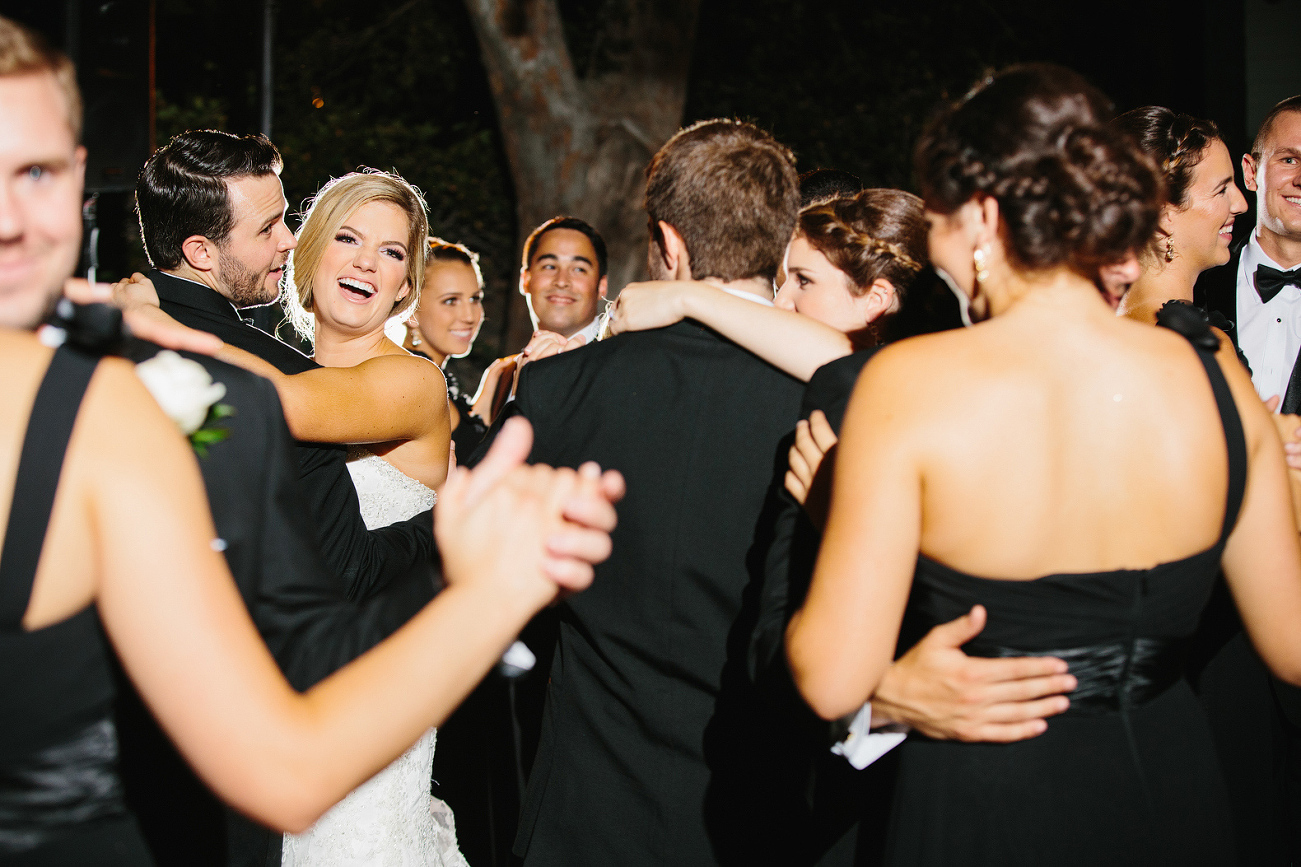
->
xmin=0 ymin=341 xmax=152 ymax=864
xmin=885 ymin=555 xmax=1238 ymax=866
xmin=976 ymin=637 xmax=1185 ymax=716
xmin=0 ymin=719 xmax=137 ymax=857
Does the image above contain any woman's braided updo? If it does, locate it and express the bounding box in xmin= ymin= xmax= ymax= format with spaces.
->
xmin=797 ymin=188 xmax=929 ymax=308
xmin=1113 ymin=106 xmax=1221 ymax=209
xmin=914 ymin=64 xmax=1162 ymax=279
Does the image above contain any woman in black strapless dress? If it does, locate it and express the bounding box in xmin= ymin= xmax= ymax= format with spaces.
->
xmin=786 ymin=64 xmax=1301 ymax=866
xmin=402 ymin=239 xmax=490 ymax=460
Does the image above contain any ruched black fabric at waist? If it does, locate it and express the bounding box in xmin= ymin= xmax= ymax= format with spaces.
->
xmin=969 ymin=637 xmax=1184 ymax=716
xmin=0 ymin=718 xmax=143 ymax=861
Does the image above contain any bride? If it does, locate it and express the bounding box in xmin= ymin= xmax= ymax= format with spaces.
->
xmin=279 ymin=172 xmax=462 ymax=865
xmin=133 ymin=169 xmax=463 ymax=864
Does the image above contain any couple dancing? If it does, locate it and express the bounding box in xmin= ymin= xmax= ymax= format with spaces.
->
xmin=120 ymin=160 xmax=470 ymax=863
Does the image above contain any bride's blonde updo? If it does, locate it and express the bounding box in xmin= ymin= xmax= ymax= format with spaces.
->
xmin=914 ymin=64 xmax=1162 ymax=280
xmin=285 ymin=169 xmax=430 ymax=343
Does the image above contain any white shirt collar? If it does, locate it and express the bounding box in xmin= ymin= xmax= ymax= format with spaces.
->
xmin=720 ymin=286 xmax=775 ymax=307
xmin=572 ymin=314 xmax=605 ymax=345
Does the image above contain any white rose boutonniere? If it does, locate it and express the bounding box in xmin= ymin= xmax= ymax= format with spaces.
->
xmin=135 ymin=350 xmax=233 ymax=456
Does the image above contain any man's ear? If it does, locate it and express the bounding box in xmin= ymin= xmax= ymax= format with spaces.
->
xmin=658 ymin=221 xmax=692 ymax=280
xmin=597 ymin=274 xmax=609 ymax=300
xmin=1243 ymin=153 xmax=1260 ymax=193
xmin=519 ymin=266 xmax=531 ymax=296
xmin=73 ymin=146 xmax=87 ymax=185
xmin=181 ymin=235 xmax=218 ymax=273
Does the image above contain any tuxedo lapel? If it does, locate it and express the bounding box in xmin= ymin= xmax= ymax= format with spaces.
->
xmin=1281 ymin=351 xmax=1301 ymax=414
xmin=1195 ymin=237 xmax=1245 ymax=341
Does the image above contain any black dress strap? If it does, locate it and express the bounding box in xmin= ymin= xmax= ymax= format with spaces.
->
xmin=0 ymin=345 xmax=100 ymax=629
xmin=1194 ymin=346 xmax=1249 ymax=545
xmin=1155 ymin=302 xmax=1248 ymax=545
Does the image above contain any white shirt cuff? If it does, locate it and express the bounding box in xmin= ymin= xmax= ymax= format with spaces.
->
xmin=830 ymin=702 xmax=908 ymax=770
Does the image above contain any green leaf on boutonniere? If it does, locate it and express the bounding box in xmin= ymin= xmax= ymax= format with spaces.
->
xmin=189 ymin=403 xmax=235 ymax=459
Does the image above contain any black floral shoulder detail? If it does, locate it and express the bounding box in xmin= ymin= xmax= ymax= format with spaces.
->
xmin=1155 ymin=300 xmax=1220 ymax=352
xmin=45 ymin=299 xmax=129 ymax=355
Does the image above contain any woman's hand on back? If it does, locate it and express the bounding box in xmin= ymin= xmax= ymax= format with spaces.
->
xmin=785 ymin=410 xmax=839 ymax=527
xmin=607 ymin=281 xmax=694 ymax=335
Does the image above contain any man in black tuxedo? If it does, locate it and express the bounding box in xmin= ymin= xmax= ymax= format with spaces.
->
xmin=488 ymin=119 xmax=807 ymax=866
xmin=133 ymin=130 xmax=436 ymax=605
xmin=117 ymin=132 xmax=437 ymax=863
xmin=1198 ymin=95 xmax=1301 ymax=408
xmin=1194 ymin=95 xmax=1301 ymax=865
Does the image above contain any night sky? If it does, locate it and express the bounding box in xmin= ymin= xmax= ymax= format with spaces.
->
xmin=2 ymin=0 xmax=1267 ymax=373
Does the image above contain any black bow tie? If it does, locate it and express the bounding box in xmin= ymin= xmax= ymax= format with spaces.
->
xmin=1255 ymin=265 xmax=1301 ymax=304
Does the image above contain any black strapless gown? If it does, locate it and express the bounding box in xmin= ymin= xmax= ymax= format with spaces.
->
xmin=883 ymin=321 xmax=1244 ymax=866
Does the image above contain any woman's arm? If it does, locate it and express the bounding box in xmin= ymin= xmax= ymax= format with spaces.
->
xmin=84 ymin=368 xmax=615 ymax=831
xmin=218 ymin=346 xmax=447 ymax=446
xmin=610 ymin=281 xmax=853 ymax=381
xmin=1215 ymin=341 xmax=1301 ymax=685
xmin=785 ymin=346 xmax=926 ymax=719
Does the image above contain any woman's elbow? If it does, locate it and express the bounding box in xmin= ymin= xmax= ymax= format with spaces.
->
xmin=230 ymin=773 xmax=339 ymax=834
xmin=795 ymin=675 xmax=863 ymax=722
xmin=787 ymin=639 xmax=862 ymax=721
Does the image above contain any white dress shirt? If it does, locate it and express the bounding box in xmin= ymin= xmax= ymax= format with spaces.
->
xmin=572 ymin=314 xmax=605 ymax=346
xmin=1235 ymin=233 xmax=1301 ymax=402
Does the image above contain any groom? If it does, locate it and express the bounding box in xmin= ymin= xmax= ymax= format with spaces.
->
xmin=132 ymin=130 xmax=437 ymax=606
xmin=495 ymin=119 xmax=810 ymax=865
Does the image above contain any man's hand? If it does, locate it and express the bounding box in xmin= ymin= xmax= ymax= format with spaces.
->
xmin=871 ymin=605 xmax=1075 ymax=742
xmin=63 ymin=277 xmax=222 ymax=355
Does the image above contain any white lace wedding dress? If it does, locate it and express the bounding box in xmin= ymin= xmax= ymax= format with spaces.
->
xmin=282 ymin=448 xmax=469 ymax=867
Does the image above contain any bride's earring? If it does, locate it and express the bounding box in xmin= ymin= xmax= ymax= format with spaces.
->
xmin=1164 ymin=235 xmax=1176 ymax=263
xmin=406 ymin=319 xmax=421 ymax=347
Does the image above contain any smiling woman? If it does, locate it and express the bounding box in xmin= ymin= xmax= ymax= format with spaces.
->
xmin=1114 ymin=106 xmax=1249 ymax=325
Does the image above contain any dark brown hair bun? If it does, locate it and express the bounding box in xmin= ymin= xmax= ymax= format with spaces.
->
xmin=914 ymin=64 xmax=1162 ymax=278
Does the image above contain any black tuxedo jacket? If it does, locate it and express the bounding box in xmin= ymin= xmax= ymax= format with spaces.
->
xmin=151 ymin=270 xmax=437 ymax=601
xmin=113 ymin=344 xmax=435 ymax=867
xmin=1196 ymin=237 xmax=1301 ymax=412
xmin=488 ymin=321 xmax=807 ymax=866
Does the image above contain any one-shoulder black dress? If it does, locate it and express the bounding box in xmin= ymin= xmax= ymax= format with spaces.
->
xmin=883 ymin=326 xmax=1244 ymax=865
xmin=0 ymin=344 xmax=152 ymax=865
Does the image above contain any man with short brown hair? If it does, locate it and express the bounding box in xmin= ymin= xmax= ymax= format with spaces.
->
xmin=498 ymin=118 xmax=807 ymax=866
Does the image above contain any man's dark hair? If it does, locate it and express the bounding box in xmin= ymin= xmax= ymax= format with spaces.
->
xmin=135 ymin=130 xmax=283 ymax=269
xmin=799 ymin=168 xmax=864 ymax=208
xmin=522 ymin=216 xmax=609 ymax=278
xmin=1252 ymin=94 xmax=1301 ymax=161
xmin=645 ymin=119 xmax=799 ymax=283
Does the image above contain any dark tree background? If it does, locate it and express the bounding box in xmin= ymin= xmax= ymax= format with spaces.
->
xmin=4 ymin=0 xmax=1245 ymax=385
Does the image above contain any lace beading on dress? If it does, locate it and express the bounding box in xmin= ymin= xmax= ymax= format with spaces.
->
xmin=283 ymin=450 xmax=467 ymax=867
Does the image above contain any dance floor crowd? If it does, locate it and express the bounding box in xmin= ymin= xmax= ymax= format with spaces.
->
xmin=3 ymin=12 xmax=1301 ymax=867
